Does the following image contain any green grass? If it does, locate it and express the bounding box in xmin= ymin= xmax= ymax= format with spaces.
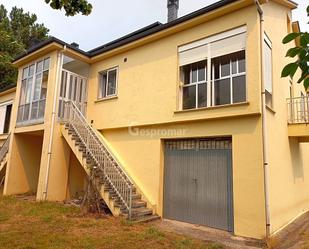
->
xmin=0 ymin=196 xmax=225 ymax=249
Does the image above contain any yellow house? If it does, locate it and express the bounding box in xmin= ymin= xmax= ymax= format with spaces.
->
xmin=0 ymin=0 xmax=308 ymax=240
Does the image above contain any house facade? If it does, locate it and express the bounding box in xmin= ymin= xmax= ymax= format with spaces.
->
xmin=0 ymin=0 xmax=308 ymax=240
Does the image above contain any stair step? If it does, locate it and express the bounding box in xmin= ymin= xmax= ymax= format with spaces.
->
xmin=132 ymin=214 xmax=160 ymax=223
xmin=128 ymin=207 xmax=153 ymax=217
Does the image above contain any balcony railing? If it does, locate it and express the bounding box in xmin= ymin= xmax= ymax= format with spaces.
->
xmin=287 ymin=96 xmax=309 ymax=124
xmin=16 ymin=99 xmax=46 ymax=126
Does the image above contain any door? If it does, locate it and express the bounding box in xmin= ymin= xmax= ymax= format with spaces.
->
xmin=163 ymin=138 xmax=234 ymax=232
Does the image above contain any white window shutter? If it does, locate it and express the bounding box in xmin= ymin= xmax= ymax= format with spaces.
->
xmin=179 ymin=45 xmax=208 ymax=66
xmin=264 ymin=40 xmax=273 ymax=93
xmin=210 ymin=33 xmax=246 ymax=58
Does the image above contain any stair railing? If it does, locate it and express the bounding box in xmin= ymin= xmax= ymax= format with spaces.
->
xmin=0 ymin=133 xmax=11 ymax=165
xmin=61 ymin=101 xmax=133 ymax=219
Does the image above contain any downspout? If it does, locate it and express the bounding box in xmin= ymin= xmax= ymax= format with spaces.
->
xmin=43 ymin=45 xmax=66 ymax=200
xmin=254 ymin=0 xmax=271 ymax=237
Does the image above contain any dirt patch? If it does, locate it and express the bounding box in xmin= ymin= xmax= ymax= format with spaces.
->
xmin=155 ymin=219 xmax=266 ymax=249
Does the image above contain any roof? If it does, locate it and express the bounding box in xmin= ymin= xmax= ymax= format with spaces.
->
xmin=13 ymin=0 xmax=298 ymax=63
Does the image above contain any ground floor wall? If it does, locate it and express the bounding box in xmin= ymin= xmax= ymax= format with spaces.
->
xmin=101 ymin=115 xmax=266 ymax=239
xmin=4 ymin=133 xmax=43 ymax=195
xmin=266 ymin=111 xmax=309 ymax=235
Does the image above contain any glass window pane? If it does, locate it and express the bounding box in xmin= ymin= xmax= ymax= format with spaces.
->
xmin=38 ymin=99 xmax=46 ymax=119
xmin=197 ymin=61 xmax=206 ymax=82
xmin=183 ymin=85 xmax=196 ymax=109
xmin=214 ymin=78 xmax=231 ymax=105
xmin=23 ymin=103 xmax=30 ymax=121
xmin=212 ymin=58 xmax=220 ymax=80
xmin=221 ymin=56 xmax=230 ymax=77
xmin=192 ymin=64 xmax=198 ymax=83
xmin=43 ymin=58 xmax=50 ymax=71
xmin=238 ymin=51 xmax=246 ymax=73
xmin=107 ymin=69 xmax=117 ymax=96
xmin=198 ymin=83 xmax=207 ymax=108
xmin=36 ymin=61 xmax=43 ymax=73
xmin=28 ymin=64 xmax=35 ymax=77
xmin=31 ymin=101 xmax=39 ymax=119
xmin=25 ymin=78 xmax=33 ymax=103
xmin=232 ymin=59 xmax=237 ymax=74
xmin=40 ymin=71 xmax=49 ymax=99
xmin=33 ymin=73 xmax=42 ymax=101
xmin=22 ymin=67 xmax=28 ymax=80
xmin=232 ymin=75 xmax=246 ymax=103
xmin=100 ymin=72 xmax=107 ymax=98
xmin=20 ymin=80 xmax=27 ymax=105
xmin=182 ymin=65 xmax=191 ymax=85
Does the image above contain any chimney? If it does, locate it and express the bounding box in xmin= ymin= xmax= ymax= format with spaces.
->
xmin=71 ymin=42 xmax=79 ymax=49
xmin=167 ymin=0 xmax=179 ymax=22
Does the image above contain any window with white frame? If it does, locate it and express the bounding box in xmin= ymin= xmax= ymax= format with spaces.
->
xmin=0 ymin=101 xmax=12 ymax=134
xmin=179 ymin=27 xmax=247 ymax=110
xmin=17 ymin=57 xmax=50 ymax=124
xmin=263 ymin=34 xmax=273 ymax=108
xmin=98 ymin=67 xmax=118 ymax=99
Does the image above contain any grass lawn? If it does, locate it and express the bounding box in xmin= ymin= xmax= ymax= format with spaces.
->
xmin=0 ymin=196 xmax=225 ymax=249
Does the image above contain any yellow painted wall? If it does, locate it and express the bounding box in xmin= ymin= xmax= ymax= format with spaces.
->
xmin=87 ymin=5 xmax=262 ymax=130
xmin=5 ymin=133 xmax=43 ymax=194
xmin=66 ymin=151 xmax=87 ymax=200
xmin=102 ymin=116 xmax=266 ymax=238
xmin=262 ymin=1 xmax=309 ymax=234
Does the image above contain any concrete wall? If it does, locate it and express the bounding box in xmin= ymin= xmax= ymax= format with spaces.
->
xmin=66 ymin=151 xmax=87 ymax=200
xmin=262 ymin=1 xmax=309 ymax=235
xmin=101 ymin=116 xmax=266 ymax=238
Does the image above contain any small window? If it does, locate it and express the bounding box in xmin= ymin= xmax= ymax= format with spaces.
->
xmin=98 ymin=67 xmax=118 ymax=99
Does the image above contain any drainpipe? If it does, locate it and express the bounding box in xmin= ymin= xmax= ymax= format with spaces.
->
xmin=43 ymin=46 xmax=66 ymax=200
xmin=254 ymin=0 xmax=271 ymax=237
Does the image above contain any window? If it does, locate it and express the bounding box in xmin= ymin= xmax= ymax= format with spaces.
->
xmin=0 ymin=102 xmax=12 ymax=134
xmin=98 ymin=68 xmax=118 ymax=99
xmin=263 ymin=34 xmax=273 ymax=108
xmin=182 ymin=60 xmax=207 ymax=109
xmin=179 ymin=27 xmax=247 ymax=110
xmin=17 ymin=57 xmax=50 ymax=124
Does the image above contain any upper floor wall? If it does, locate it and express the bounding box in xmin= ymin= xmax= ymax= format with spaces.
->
xmin=86 ymin=4 xmax=262 ymax=130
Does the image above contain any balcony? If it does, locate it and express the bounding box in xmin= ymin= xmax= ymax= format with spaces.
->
xmin=287 ymin=97 xmax=309 ymax=141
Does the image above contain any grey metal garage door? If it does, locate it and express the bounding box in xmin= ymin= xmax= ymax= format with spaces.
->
xmin=163 ymin=138 xmax=234 ymax=232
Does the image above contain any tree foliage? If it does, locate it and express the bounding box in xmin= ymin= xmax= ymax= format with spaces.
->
xmin=45 ymin=0 xmax=92 ymax=16
xmin=282 ymin=6 xmax=309 ymax=90
xmin=0 ymin=5 xmax=49 ymax=90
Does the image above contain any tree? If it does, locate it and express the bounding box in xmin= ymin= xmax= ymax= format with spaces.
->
xmin=44 ymin=0 xmax=92 ymax=16
xmin=0 ymin=5 xmax=49 ymax=90
xmin=282 ymin=6 xmax=309 ymax=90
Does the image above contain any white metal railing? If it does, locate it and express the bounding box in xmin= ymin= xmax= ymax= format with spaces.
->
xmin=61 ymin=100 xmax=133 ymax=218
xmin=287 ymin=96 xmax=309 ymax=124
xmin=0 ymin=133 xmax=10 ymax=164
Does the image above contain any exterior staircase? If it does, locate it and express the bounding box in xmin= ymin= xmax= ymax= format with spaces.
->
xmin=60 ymin=101 xmax=158 ymax=222
xmin=0 ymin=134 xmax=10 ymax=174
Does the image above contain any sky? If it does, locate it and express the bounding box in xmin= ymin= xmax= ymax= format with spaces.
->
xmin=0 ymin=0 xmax=308 ymax=51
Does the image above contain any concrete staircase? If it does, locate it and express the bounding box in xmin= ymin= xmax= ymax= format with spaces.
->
xmin=60 ymin=101 xmax=158 ymax=222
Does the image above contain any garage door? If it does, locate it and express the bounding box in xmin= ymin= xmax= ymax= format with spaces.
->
xmin=163 ymin=138 xmax=234 ymax=232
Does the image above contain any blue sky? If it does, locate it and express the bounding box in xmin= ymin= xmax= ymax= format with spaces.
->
xmin=0 ymin=0 xmax=308 ymax=51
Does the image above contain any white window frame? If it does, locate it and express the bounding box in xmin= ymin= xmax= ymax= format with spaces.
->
xmin=98 ymin=67 xmax=119 ymax=100
xmin=0 ymin=100 xmax=13 ymax=134
xmin=18 ymin=57 xmax=50 ymax=125
xmin=263 ymin=33 xmax=273 ymax=108
xmin=182 ymin=61 xmax=207 ymax=109
xmin=178 ymin=26 xmax=247 ymax=110
xmin=212 ymin=51 xmax=246 ymax=106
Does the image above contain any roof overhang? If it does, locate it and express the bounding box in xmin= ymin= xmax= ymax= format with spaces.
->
xmin=259 ymin=0 xmax=298 ymax=9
